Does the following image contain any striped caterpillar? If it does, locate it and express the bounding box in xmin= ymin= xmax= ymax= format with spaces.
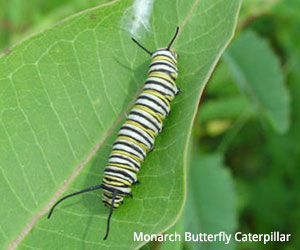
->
xmin=48 ymin=27 xmax=180 ymax=240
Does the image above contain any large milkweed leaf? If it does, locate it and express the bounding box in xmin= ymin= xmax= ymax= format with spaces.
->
xmin=0 ymin=0 xmax=241 ymax=249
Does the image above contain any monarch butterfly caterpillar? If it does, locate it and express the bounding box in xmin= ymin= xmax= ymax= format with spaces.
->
xmin=48 ymin=27 xmax=180 ymax=240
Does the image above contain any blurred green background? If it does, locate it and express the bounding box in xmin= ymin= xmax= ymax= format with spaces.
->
xmin=1 ymin=0 xmax=299 ymax=249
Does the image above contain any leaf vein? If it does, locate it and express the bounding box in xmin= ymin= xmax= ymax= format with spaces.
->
xmin=1 ymin=122 xmax=39 ymax=207
xmin=71 ymin=42 xmax=105 ymax=129
xmin=9 ymin=77 xmax=57 ymax=184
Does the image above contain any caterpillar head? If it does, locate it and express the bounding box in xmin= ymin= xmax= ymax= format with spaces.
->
xmin=152 ymin=47 xmax=178 ymax=61
xmin=150 ymin=48 xmax=178 ymax=80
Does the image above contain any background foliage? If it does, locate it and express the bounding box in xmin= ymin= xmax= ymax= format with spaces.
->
xmin=0 ymin=0 xmax=299 ymax=249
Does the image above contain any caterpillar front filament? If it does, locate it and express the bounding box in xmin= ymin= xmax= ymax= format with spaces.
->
xmin=48 ymin=27 xmax=180 ymax=240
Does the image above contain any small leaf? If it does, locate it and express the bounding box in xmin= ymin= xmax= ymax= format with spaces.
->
xmin=185 ymin=154 xmax=237 ymax=250
xmin=199 ymin=95 xmax=252 ymax=123
xmin=239 ymin=0 xmax=279 ymax=21
xmin=224 ymin=30 xmax=290 ymax=134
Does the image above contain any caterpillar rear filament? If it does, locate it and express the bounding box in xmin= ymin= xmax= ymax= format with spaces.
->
xmin=48 ymin=27 xmax=180 ymax=240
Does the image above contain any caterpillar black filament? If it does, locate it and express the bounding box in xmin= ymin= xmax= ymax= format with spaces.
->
xmin=48 ymin=27 xmax=180 ymax=240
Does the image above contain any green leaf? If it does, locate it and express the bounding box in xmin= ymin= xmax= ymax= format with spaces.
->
xmin=185 ymin=154 xmax=237 ymax=250
xmin=224 ymin=30 xmax=290 ymax=134
xmin=199 ymin=95 xmax=252 ymax=123
xmin=272 ymin=0 xmax=300 ymax=21
xmin=205 ymin=62 xmax=240 ymax=97
xmin=0 ymin=0 xmax=241 ymax=249
xmin=239 ymin=0 xmax=279 ymax=21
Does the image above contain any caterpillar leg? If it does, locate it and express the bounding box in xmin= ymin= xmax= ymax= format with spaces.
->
xmin=133 ymin=180 xmax=141 ymax=185
xmin=176 ymin=88 xmax=181 ymax=95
